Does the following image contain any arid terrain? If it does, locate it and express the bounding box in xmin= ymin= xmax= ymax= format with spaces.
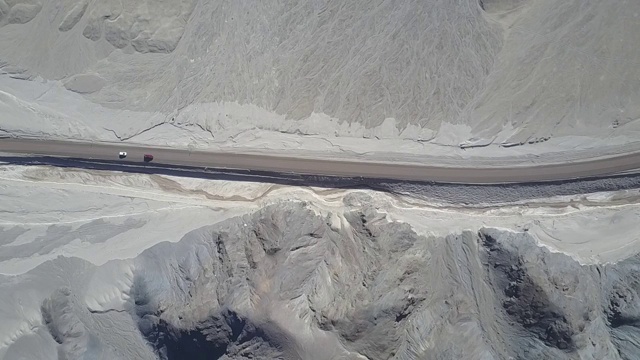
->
xmin=1 ymin=0 xmax=639 ymax=162
xmin=1 ymin=167 xmax=640 ymax=359
xmin=1 ymin=1 xmax=640 ymax=359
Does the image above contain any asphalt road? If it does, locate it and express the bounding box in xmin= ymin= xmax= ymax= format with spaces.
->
xmin=1 ymin=138 xmax=639 ymax=184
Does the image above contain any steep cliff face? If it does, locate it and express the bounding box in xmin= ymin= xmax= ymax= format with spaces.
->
xmin=2 ymin=201 xmax=639 ymax=359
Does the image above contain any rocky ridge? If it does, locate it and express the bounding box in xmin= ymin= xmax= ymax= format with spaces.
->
xmin=1 ymin=198 xmax=639 ymax=359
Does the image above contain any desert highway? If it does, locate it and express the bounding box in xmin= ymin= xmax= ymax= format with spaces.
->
xmin=1 ymin=138 xmax=640 ymax=184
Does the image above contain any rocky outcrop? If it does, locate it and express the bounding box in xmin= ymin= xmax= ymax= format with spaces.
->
xmin=120 ymin=202 xmax=640 ymax=359
xmin=3 ymin=201 xmax=640 ymax=359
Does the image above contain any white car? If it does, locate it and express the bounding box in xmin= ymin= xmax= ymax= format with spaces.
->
xmin=119 ymin=151 xmax=127 ymax=158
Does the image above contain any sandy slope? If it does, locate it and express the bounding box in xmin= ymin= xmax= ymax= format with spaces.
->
xmin=1 ymin=0 xmax=639 ymax=163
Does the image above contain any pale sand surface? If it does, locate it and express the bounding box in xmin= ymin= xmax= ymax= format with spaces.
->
xmin=0 ymin=165 xmax=636 ymax=276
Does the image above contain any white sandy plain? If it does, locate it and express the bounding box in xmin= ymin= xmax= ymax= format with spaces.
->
xmin=0 ymin=164 xmax=637 ymax=276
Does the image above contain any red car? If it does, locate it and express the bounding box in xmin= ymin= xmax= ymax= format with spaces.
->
xmin=143 ymin=154 xmax=154 ymax=162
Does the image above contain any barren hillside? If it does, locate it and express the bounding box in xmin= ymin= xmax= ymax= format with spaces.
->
xmin=1 ymin=0 xmax=639 ymax=160
xmin=3 ymin=199 xmax=640 ymax=359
